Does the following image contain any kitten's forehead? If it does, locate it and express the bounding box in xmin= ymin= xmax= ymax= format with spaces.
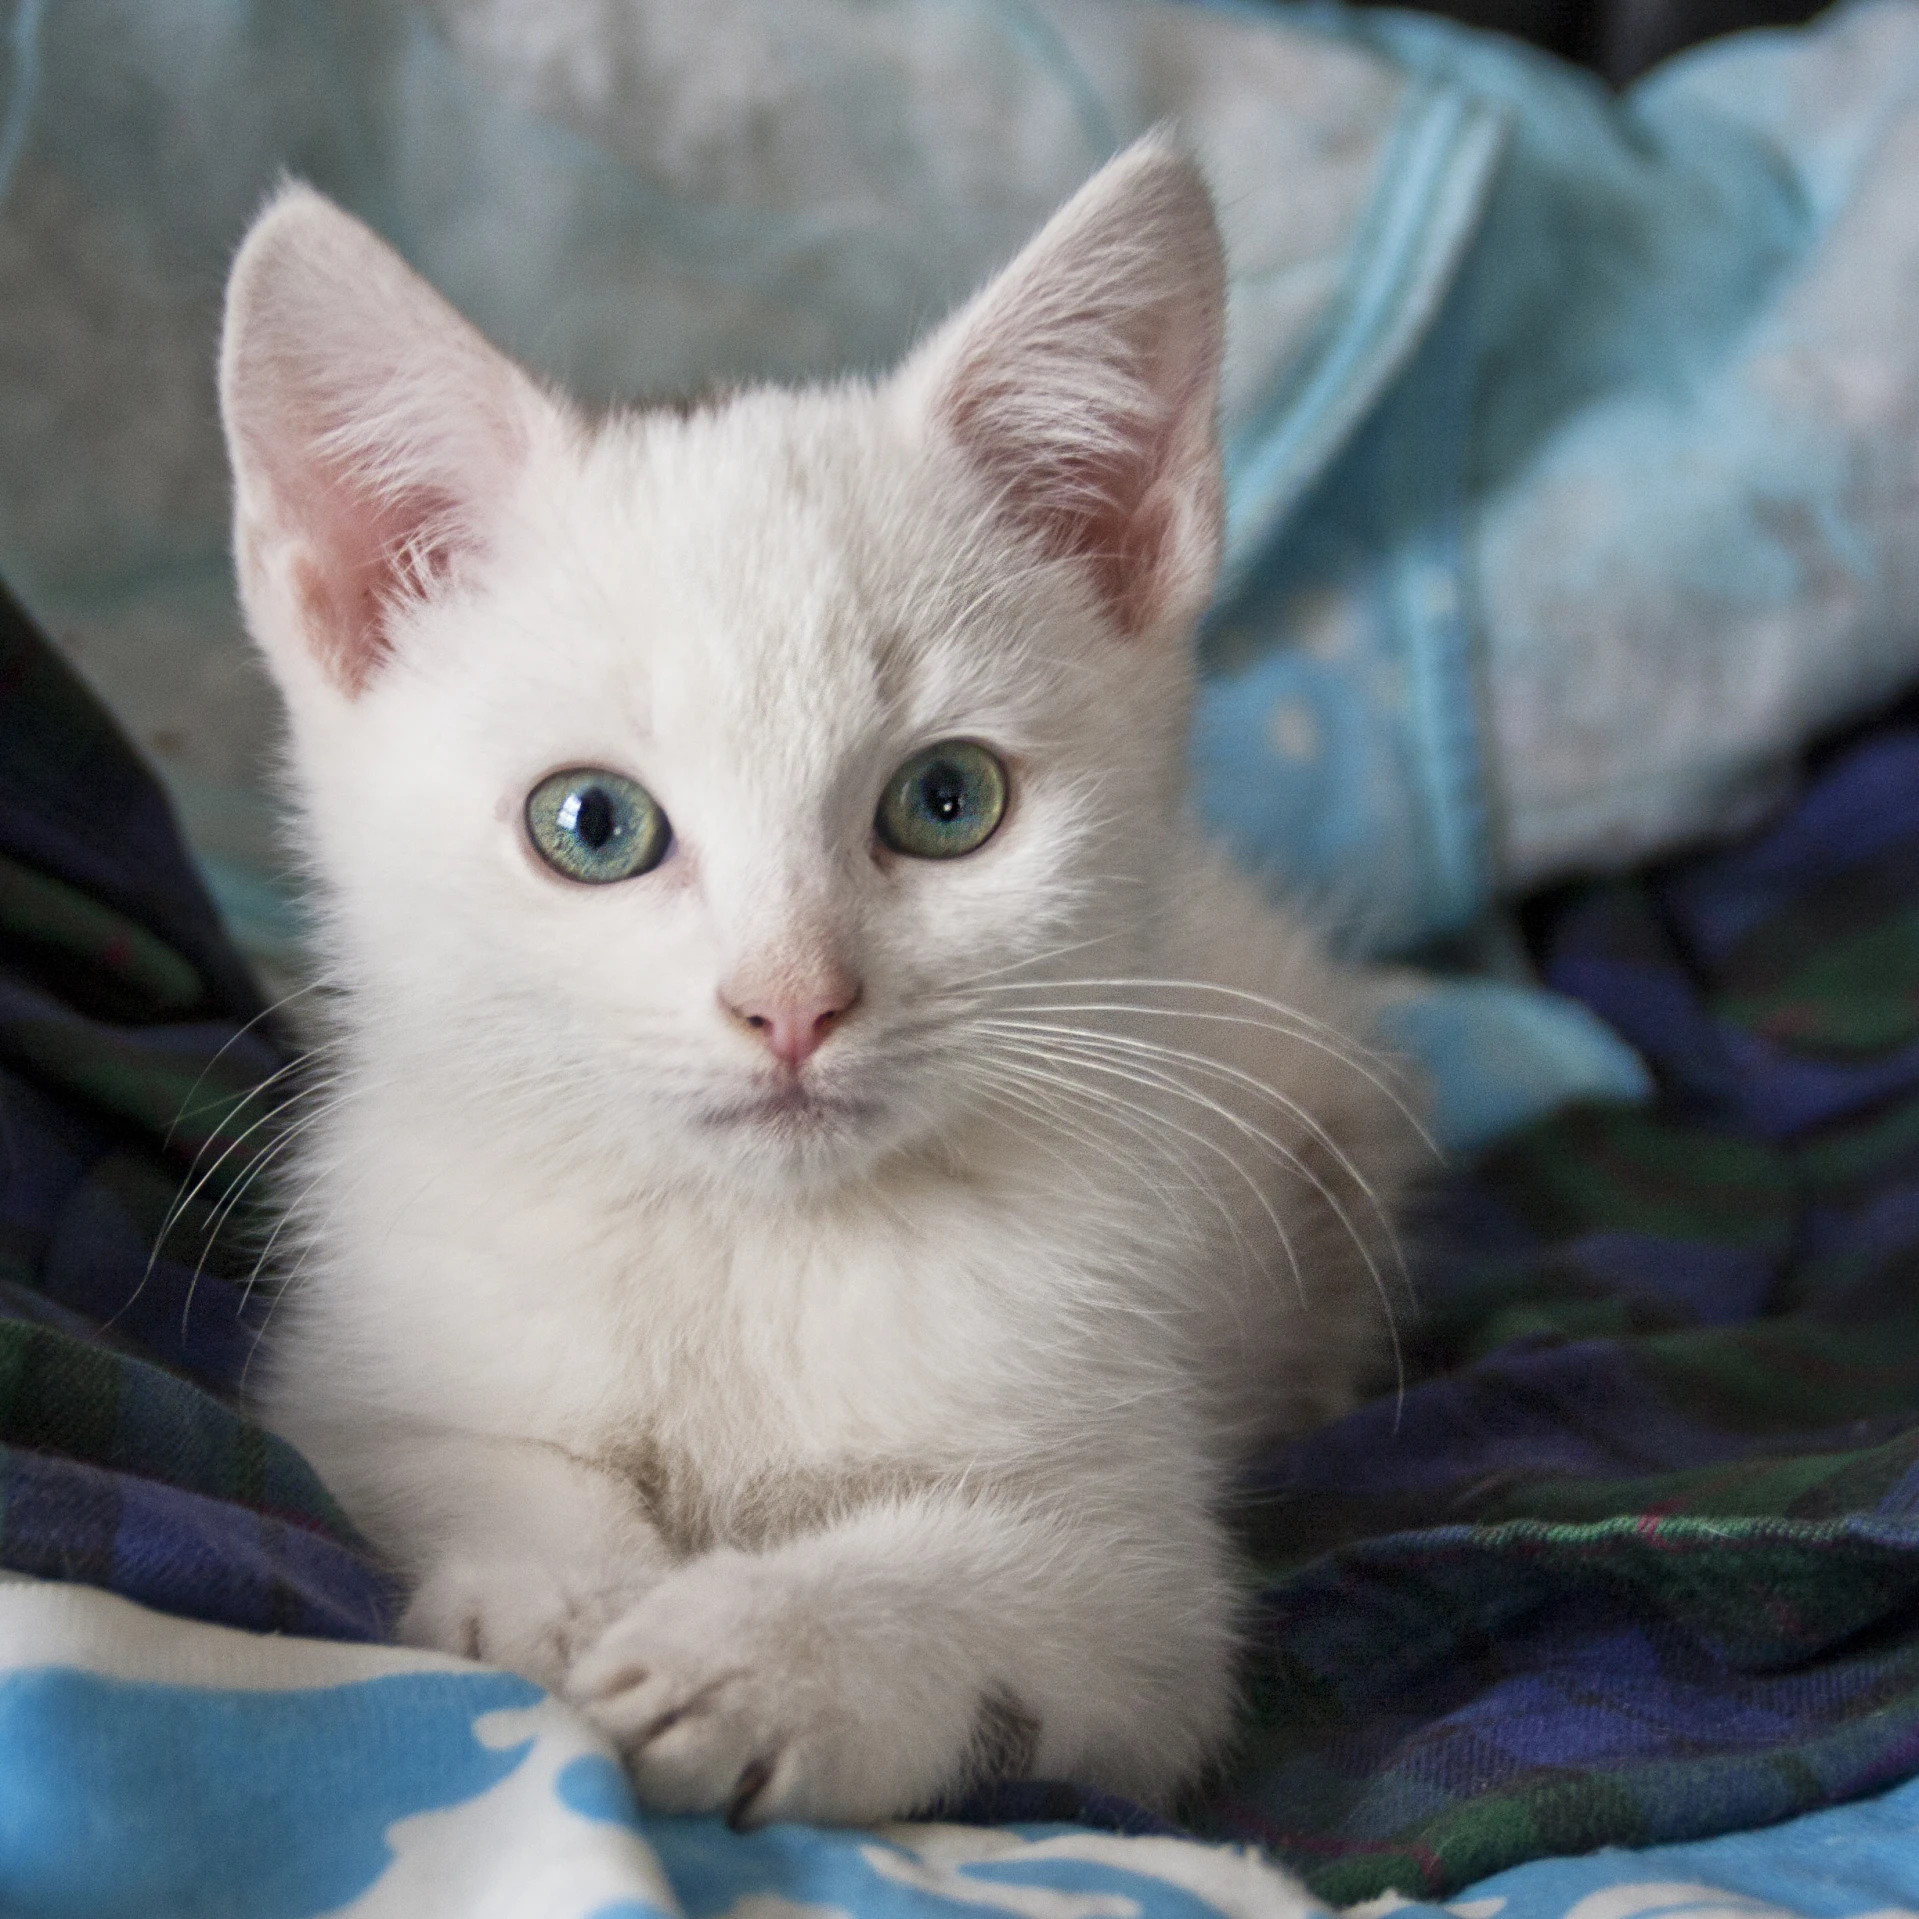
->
xmin=497 ymin=386 xmax=1040 ymax=814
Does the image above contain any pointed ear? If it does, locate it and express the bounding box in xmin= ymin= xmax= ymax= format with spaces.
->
xmin=219 ymin=184 xmax=546 ymax=697
xmin=903 ymin=134 xmax=1226 ymax=640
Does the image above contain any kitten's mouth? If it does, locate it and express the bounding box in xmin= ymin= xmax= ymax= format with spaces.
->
xmin=701 ymin=1082 xmax=879 ymax=1132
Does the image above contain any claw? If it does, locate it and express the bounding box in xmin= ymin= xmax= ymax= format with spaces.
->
xmin=636 ymin=1701 xmax=690 ymax=1745
xmin=584 ymin=1662 xmax=650 ymax=1702
xmin=725 ymin=1756 xmax=775 ymax=1831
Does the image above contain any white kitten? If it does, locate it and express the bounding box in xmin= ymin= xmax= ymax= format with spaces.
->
xmin=219 ymin=135 xmax=1422 ymax=1828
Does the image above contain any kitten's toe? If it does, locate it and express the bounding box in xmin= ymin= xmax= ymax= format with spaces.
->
xmin=581 ymin=1660 xmax=743 ymax=1753
xmin=569 ymin=1643 xmax=791 ymax=1819
xmin=401 ymin=1557 xmax=631 ymax=1692
xmin=633 ymin=1704 xmax=791 ymax=1824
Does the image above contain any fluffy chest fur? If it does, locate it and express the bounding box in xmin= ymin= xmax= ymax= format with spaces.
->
xmin=284 ymin=1086 xmax=1174 ymax=1439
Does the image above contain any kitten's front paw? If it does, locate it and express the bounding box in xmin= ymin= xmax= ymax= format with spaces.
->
xmin=401 ymin=1556 xmax=644 ymax=1692
xmin=566 ymin=1552 xmax=1024 ymax=1827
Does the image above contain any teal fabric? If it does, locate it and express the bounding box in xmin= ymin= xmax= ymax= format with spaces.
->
xmin=1377 ymin=978 xmax=1652 ymax=1154
xmin=1199 ymin=0 xmax=1919 ymax=950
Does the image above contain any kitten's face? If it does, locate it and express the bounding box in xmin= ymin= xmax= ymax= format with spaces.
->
xmin=220 ymin=141 xmax=1224 ymax=1192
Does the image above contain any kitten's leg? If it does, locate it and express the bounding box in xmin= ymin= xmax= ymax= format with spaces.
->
xmin=565 ymin=1490 xmax=1238 ymax=1826
xmin=305 ymin=1424 xmax=673 ymax=1692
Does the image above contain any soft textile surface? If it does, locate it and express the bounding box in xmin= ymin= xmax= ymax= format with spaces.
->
xmin=1210 ymin=717 xmax=1919 ymax=1898
xmin=1391 ymin=1778 xmax=1919 ymax=1919
xmin=0 ymin=1575 xmax=1323 ymax=1919
xmin=16 ymin=1581 xmax=1919 ymax=1919
xmin=1200 ymin=0 xmax=1919 ymax=934
xmin=12 ymin=1588 xmax=1919 ymax=1919
xmin=0 ymin=580 xmax=392 ymax=1643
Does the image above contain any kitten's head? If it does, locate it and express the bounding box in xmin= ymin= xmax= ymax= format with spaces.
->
xmin=220 ymin=137 xmax=1226 ymax=1193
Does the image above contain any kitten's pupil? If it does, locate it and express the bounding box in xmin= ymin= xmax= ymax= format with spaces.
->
xmin=576 ymin=788 xmax=616 ymax=849
xmin=921 ymin=765 xmax=966 ymax=822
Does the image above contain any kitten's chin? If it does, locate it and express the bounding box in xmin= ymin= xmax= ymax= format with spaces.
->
xmin=691 ymin=1079 xmax=897 ymax=1190
xmin=699 ymin=1083 xmax=880 ymax=1132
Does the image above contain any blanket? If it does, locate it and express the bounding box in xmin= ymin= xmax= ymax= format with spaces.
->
xmin=1212 ymin=713 xmax=1919 ymax=1898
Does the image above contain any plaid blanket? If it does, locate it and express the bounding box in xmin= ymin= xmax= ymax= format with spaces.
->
xmin=1213 ymin=719 xmax=1919 ymax=1898
xmin=0 ymin=580 xmax=393 ymax=1642
xmin=11 ymin=580 xmax=1919 ymax=1902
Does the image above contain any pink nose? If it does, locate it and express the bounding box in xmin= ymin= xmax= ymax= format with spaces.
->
xmin=723 ymin=981 xmax=861 ymax=1068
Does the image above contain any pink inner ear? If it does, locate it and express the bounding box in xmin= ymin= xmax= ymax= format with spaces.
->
xmin=944 ymin=299 xmax=1228 ymax=640
xmin=223 ymin=189 xmax=535 ymax=698
xmin=279 ymin=459 xmax=472 ymax=694
xmin=945 ymin=325 xmax=1218 ymax=637
xmin=923 ymin=140 xmax=1227 ymax=641
xmin=238 ymin=354 xmax=523 ymax=695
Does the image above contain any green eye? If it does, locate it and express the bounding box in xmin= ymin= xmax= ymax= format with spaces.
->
xmin=876 ymin=740 xmax=1008 ymax=859
xmin=526 ymin=768 xmax=670 ymax=884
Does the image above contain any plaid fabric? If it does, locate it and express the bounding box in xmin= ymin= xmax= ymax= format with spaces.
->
xmin=1206 ymin=723 xmax=1919 ymax=1898
xmin=0 ymin=581 xmax=394 ymax=1640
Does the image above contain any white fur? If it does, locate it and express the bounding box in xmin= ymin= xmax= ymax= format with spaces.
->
xmin=218 ymin=137 xmax=1423 ymax=1826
